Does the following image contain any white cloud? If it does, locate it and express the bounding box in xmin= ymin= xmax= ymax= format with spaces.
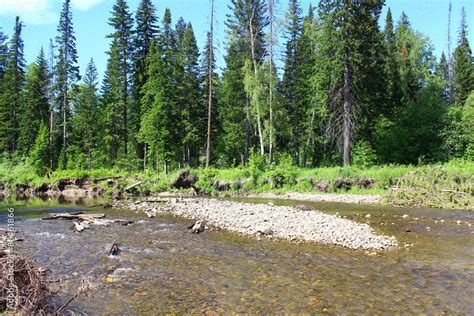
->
xmin=71 ymin=0 xmax=103 ymax=11
xmin=0 ymin=0 xmax=57 ymax=24
xmin=0 ymin=0 xmax=104 ymax=25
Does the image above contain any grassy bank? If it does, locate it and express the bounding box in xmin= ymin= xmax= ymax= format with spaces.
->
xmin=0 ymin=158 xmax=473 ymax=210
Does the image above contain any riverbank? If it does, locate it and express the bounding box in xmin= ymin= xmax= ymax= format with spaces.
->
xmin=0 ymin=160 xmax=472 ymax=210
xmin=113 ymin=197 xmax=398 ymax=250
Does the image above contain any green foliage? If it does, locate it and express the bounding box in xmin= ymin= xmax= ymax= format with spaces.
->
xmin=352 ymin=141 xmax=377 ymax=168
xmin=29 ymin=123 xmax=50 ymax=175
xmin=453 ymin=7 xmax=474 ymax=106
xmin=0 ymin=16 xmax=25 ymax=154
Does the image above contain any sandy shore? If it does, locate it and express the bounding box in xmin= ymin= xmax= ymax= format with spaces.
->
xmin=114 ymin=198 xmax=397 ymax=250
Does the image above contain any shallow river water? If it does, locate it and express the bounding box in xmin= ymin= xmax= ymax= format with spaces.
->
xmin=1 ymin=197 xmax=473 ymax=314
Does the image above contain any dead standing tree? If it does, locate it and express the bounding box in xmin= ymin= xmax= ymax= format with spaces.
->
xmin=205 ymin=0 xmax=215 ymax=168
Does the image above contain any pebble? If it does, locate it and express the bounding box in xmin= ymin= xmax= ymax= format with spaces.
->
xmin=115 ymin=198 xmax=398 ymax=250
xmin=402 ymin=214 xmax=409 ymax=219
xmin=365 ymin=214 xmax=371 ymax=218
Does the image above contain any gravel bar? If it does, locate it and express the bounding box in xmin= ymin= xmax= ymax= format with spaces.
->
xmin=115 ymin=198 xmax=398 ymax=250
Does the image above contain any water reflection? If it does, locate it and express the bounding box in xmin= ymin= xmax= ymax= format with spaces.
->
xmin=1 ymin=199 xmax=473 ymax=314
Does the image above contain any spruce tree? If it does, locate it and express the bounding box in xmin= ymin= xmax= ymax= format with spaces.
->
xmin=453 ymin=7 xmax=473 ymax=106
xmin=139 ymin=43 xmax=175 ymax=173
xmin=0 ymin=16 xmax=25 ymax=154
xmin=438 ymin=52 xmax=450 ymax=102
xmin=71 ymin=59 xmax=100 ymax=169
xmin=204 ymin=0 xmax=216 ymax=168
xmin=0 ymin=28 xmax=8 ymax=83
xmin=132 ymin=0 xmax=158 ymax=167
xmin=29 ymin=122 xmax=50 ymax=175
xmin=18 ymin=48 xmax=50 ymax=156
xmin=180 ymin=23 xmax=203 ymax=166
xmin=318 ymin=0 xmax=385 ymax=166
xmin=139 ymin=9 xmax=180 ymax=173
xmin=281 ymin=0 xmax=303 ymax=165
xmin=383 ymin=8 xmax=401 ymax=116
xmin=220 ymin=0 xmax=268 ymax=164
xmin=103 ymin=0 xmax=134 ymax=164
xmin=55 ymin=0 xmax=80 ymax=168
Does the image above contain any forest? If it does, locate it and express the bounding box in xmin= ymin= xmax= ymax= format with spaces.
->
xmin=0 ymin=0 xmax=473 ymax=176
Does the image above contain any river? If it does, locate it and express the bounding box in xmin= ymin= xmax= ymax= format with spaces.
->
xmin=1 ymin=197 xmax=473 ymax=314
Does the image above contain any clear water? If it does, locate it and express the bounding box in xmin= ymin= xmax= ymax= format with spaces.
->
xmin=1 ymin=198 xmax=473 ymax=314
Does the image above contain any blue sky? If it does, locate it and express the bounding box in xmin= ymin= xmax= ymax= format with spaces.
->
xmin=0 ymin=0 xmax=473 ymax=82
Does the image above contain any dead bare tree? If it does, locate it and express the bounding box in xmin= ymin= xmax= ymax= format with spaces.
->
xmin=205 ymin=0 xmax=215 ymax=168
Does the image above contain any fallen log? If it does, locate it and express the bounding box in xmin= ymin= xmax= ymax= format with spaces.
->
xmin=124 ymin=181 xmax=144 ymax=192
xmin=42 ymin=213 xmax=106 ymax=221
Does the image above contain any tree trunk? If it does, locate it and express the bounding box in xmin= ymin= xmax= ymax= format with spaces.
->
xmin=268 ymin=0 xmax=274 ymax=164
xmin=88 ymin=147 xmax=92 ymax=170
xmin=343 ymin=57 xmax=352 ymax=167
xmin=62 ymin=89 xmax=67 ymax=169
xmin=205 ymin=0 xmax=214 ymax=168
xmin=302 ymin=109 xmax=316 ymax=167
xmin=248 ymin=10 xmax=264 ymax=156
xmin=245 ymin=95 xmax=250 ymax=164
xmin=143 ymin=144 xmax=147 ymax=171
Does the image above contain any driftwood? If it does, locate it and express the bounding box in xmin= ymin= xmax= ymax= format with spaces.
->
xmin=42 ymin=213 xmax=106 ymax=221
xmin=87 ymin=203 xmax=113 ymax=209
xmin=124 ymin=181 xmax=144 ymax=193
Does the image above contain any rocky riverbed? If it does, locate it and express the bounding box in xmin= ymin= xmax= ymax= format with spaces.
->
xmin=113 ymin=198 xmax=398 ymax=250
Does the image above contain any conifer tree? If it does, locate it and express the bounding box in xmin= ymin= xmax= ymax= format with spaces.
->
xmin=438 ymin=52 xmax=450 ymax=102
xmin=18 ymin=48 xmax=50 ymax=155
xmin=132 ymin=0 xmax=158 ymax=167
xmin=281 ymin=0 xmax=303 ymax=164
xmin=0 ymin=16 xmax=25 ymax=153
xmin=29 ymin=122 xmax=50 ymax=175
xmin=453 ymin=7 xmax=474 ymax=106
xmin=103 ymin=0 xmax=134 ymax=164
xmin=318 ymin=0 xmax=385 ymax=166
xmin=71 ymin=59 xmax=100 ymax=169
xmin=180 ymin=23 xmax=203 ymax=166
xmin=55 ymin=0 xmax=80 ymax=168
xmin=0 ymin=28 xmax=8 ymax=83
xmin=220 ymin=0 xmax=268 ymax=164
xmin=205 ymin=0 xmax=215 ymax=168
xmin=383 ymin=8 xmax=401 ymax=116
xmin=139 ymin=9 xmax=180 ymax=173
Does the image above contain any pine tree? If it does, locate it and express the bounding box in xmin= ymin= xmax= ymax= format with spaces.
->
xmin=71 ymin=59 xmax=100 ymax=169
xmin=18 ymin=48 xmax=50 ymax=156
xmin=132 ymin=0 xmax=158 ymax=168
xmin=55 ymin=0 xmax=80 ymax=168
xmin=103 ymin=0 xmax=134 ymax=164
xmin=453 ymin=7 xmax=473 ymax=106
xmin=0 ymin=16 xmax=25 ymax=153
